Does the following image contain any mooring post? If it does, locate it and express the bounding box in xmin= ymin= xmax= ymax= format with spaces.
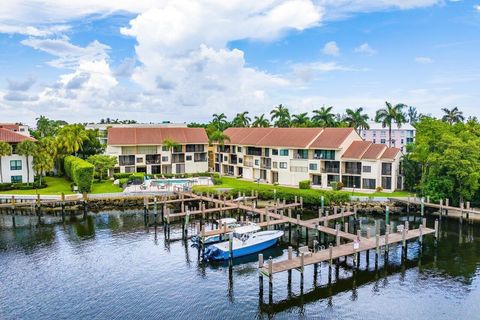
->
xmin=421 ymin=197 xmax=425 ymax=217
xmin=268 ymin=257 xmax=273 ymax=300
xmin=385 ymin=206 xmax=390 ymax=225
xmin=329 ymin=244 xmax=333 ymax=267
xmin=321 ymin=195 xmax=324 ymax=213
xmin=434 ymin=219 xmax=439 ymax=240
xmin=300 ymin=196 xmax=303 ymax=210
xmin=422 ymin=217 xmax=426 ymax=228
xmin=61 ymin=192 xmax=66 ymax=222
xmin=419 ymin=224 xmax=423 ymax=244
xmin=385 ymin=225 xmax=390 ymax=255
xmin=345 ymin=222 xmax=349 ymax=234
xmin=335 ymin=224 xmax=340 ymax=246
xmin=229 ymin=233 xmax=233 ymax=260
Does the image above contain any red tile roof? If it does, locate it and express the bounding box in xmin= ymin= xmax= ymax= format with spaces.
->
xmin=309 ymin=128 xmax=356 ymax=149
xmin=342 ymin=141 xmax=372 ymax=159
xmin=362 ymin=144 xmax=387 ymax=160
xmin=0 ymin=128 xmax=35 ymax=143
xmin=0 ymin=123 xmax=20 ymax=131
xmin=107 ymin=127 xmax=208 ymax=145
xmin=223 ymin=127 xmax=356 ymax=149
xmin=380 ymin=147 xmax=401 ymax=160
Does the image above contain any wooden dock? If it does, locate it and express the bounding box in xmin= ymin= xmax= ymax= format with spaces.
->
xmin=259 ymin=225 xmax=435 ymax=276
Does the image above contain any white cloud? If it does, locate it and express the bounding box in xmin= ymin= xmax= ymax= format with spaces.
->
xmin=354 ymin=43 xmax=377 ymax=55
xmin=7 ymin=77 xmax=36 ymax=91
xmin=475 ymin=4 xmax=480 ymax=12
xmin=21 ymin=37 xmax=110 ymax=69
xmin=415 ymin=56 xmax=434 ymax=64
xmin=0 ymin=23 xmax=69 ymax=36
xmin=322 ymin=41 xmax=340 ymax=56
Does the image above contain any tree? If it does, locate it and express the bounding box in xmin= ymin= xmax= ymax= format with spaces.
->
xmin=441 ymin=107 xmax=464 ymax=125
xmin=208 ymin=130 xmax=230 ymax=145
xmin=78 ymin=129 xmax=105 ymax=158
xmin=33 ymin=115 xmax=66 ymax=138
xmin=374 ymin=102 xmax=407 ymax=147
xmin=33 ymin=150 xmax=54 ymax=186
xmin=270 ymin=104 xmax=291 ymax=127
xmin=291 ymin=113 xmax=311 ymax=127
xmin=252 ymin=114 xmax=270 ymax=128
xmin=343 ymin=107 xmax=370 ymax=134
xmin=87 ymin=155 xmax=117 ymax=181
xmin=56 ymin=124 xmax=88 ymax=156
xmin=162 ymin=138 xmax=180 ymax=152
xmin=312 ymin=106 xmax=337 ymax=127
xmin=0 ymin=141 xmax=12 ymax=183
xmin=407 ymin=106 xmax=419 ymax=124
xmin=211 ymin=113 xmax=229 ymax=131
xmin=232 ymin=111 xmax=251 ymax=127
xmin=16 ymin=140 xmax=37 ymax=185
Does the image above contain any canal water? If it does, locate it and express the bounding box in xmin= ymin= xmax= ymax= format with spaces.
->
xmin=0 ymin=211 xmax=479 ymax=319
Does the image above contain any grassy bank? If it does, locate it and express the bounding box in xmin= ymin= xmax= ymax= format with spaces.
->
xmin=0 ymin=176 xmax=122 ymax=195
xmin=193 ymin=177 xmax=411 ymax=205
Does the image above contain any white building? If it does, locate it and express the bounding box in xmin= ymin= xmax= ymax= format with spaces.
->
xmin=214 ymin=127 xmax=403 ymax=192
xmin=106 ymin=127 xmax=209 ymax=175
xmin=361 ymin=122 xmax=415 ymax=152
xmin=0 ymin=128 xmax=35 ymax=184
xmin=0 ymin=123 xmax=30 ymax=136
xmin=86 ymin=123 xmax=188 ymax=145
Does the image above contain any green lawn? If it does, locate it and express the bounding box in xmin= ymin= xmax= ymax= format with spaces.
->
xmin=194 ymin=177 xmax=411 ymax=198
xmin=0 ymin=176 xmax=122 ymax=195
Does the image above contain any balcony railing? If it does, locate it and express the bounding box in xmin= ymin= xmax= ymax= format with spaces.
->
xmin=344 ymin=168 xmax=361 ymax=175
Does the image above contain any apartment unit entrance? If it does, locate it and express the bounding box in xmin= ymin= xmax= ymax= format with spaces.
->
xmin=271 ymin=171 xmax=279 ymax=184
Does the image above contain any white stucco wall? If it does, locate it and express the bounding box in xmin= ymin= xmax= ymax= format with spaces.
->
xmin=0 ymin=155 xmax=34 ymax=183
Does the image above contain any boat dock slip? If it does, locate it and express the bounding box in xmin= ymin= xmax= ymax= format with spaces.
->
xmin=391 ymin=197 xmax=480 ymax=217
xmin=202 ymin=219 xmax=290 ymax=237
xmin=259 ymin=226 xmax=435 ymax=276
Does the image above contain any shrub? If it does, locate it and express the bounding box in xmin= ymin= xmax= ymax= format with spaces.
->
xmin=118 ymin=178 xmax=129 ymax=187
xmin=64 ymin=156 xmax=95 ymax=193
xmin=299 ymin=180 xmax=311 ymax=189
xmin=336 ymin=181 xmax=344 ymax=190
xmin=376 ymin=186 xmax=383 ymax=192
xmin=330 ymin=181 xmax=338 ymax=190
xmin=0 ymin=183 xmax=13 ymax=191
xmin=113 ymin=173 xmax=133 ymax=180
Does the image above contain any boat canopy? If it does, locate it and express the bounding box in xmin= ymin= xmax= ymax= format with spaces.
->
xmin=233 ymin=224 xmax=261 ymax=235
xmin=217 ymin=218 xmax=237 ymax=225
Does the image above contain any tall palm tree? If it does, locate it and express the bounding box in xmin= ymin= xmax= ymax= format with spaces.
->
xmin=208 ymin=131 xmax=230 ymax=145
xmin=441 ymin=107 xmax=464 ymax=124
xmin=0 ymin=141 xmax=12 ymax=183
xmin=33 ymin=150 xmax=54 ymax=186
xmin=312 ymin=106 xmax=337 ymax=127
xmin=375 ymin=101 xmax=407 ymax=147
xmin=211 ymin=113 xmax=229 ymax=131
xmin=270 ymin=104 xmax=291 ymax=127
xmin=251 ymin=114 xmax=270 ymax=128
xmin=291 ymin=113 xmax=311 ymax=127
xmin=16 ymin=140 xmax=37 ymax=185
xmin=232 ymin=111 xmax=251 ymax=127
xmin=407 ymin=106 xmax=419 ymax=124
xmin=56 ymin=124 xmax=88 ymax=156
xmin=343 ymin=107 xmax=370 ymax=134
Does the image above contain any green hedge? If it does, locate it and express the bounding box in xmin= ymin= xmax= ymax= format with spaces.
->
xmin=0 ymin=181 xmax=47 ymax=191
xmin=299 ymin=180 xmax=311 ymax=189
xmin=113 ymin=173 xmax=133 ymax=179
xmin=64 ymin=156 xmax=95 ymax=192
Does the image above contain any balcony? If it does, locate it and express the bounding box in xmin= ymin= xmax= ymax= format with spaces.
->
xmin=119 ymin=155 xmax=135 ymax=166
xmin=194 ymin=153 xmax=207 ymax=162
xmin=323 ymin=161 xmax=340 ymax=174
xmin=146 ymin=154 xmax=161 ymax=165
xmin=343 ymin=162 xmax=362 ymax=175
xmin=172 ymin=154 xmax=185 ymax=163
xmin=244 ymin=161 xmax=253 ymax=167
xmin=186 ymin=144 xmax=205 ymax=153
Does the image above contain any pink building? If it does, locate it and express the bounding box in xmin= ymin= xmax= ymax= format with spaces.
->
xmin=361 ymin=122 xmax=415 ymax=152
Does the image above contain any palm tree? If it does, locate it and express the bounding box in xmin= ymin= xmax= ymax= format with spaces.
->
xmin=56 ymin=124 xmax=88 ymax=155
xmin=407 ymin=106 xmax=419 ymax=124
xmin=33 ymin=150 xmax=54 ymax=186
xmin=252 ymin=114 xmax=270 ymax=128
xmin=16 ymin=140 xmax=37 ymax=185
xmin=232 ymin=111 xmax=251 ymax=127
xmin=374 ymin=101 xmax=407 ymax=147
xmin=211 ymin=113 xmax=229 ymax=131
xmin=291 ymin=113 xmax=311 ymax=127
xmin=270 ymin=104 xmax=291 ymax=127
xmin=162 ymin=138 xmax=180 ymax=152
xmin=441 ymin=107 xmax=464 ymax=124
xmin=343 ymin=107 xmax=370 ymax=134
xmin=0 ymin=141 xmax=12 ymax=183
xmin=208 ymin=130 xmax=230 ymax=146
xmin=312 ymin=106 xmax=337 ymax=127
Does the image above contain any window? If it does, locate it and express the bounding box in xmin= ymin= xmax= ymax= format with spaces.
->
xmin=146 ymin=154 xmax=161 ymax=164
xmin=122 ymin=146 xmax=136 ymax=155
xmin=161 ymin=156 xmax=169 ymax=162
xmin=125 ymin=166 xmax=136 ymax=173
xmin=254 ymin=159 xmax=259 ymax=166
xmin=186 ymin=155 xmax=192 ymax=161
xmin=401 ymin=139 xmax=404 ymax=144
xmin=342 ymin=175 xmax=361 ymax=188
xmin=279 ymin=162 xmax=287 ymax=169
xmin=264 ymin=148 xmax=269 ymax=157
xmin=119 ymin=155 xmax=135 ymax=166
xmin=273 ymin=161 xmax=278 ymax=169
xmin=162 ymin=146 xmax=169 ymax=151
xmin=237 ymin=147 xmax=242 ymax=153
xmin=373 ymin=139 xmax=376 ymax=143
xmin=136 ymin=157 xmax=143 ymax=163
xmin=406 ymin=137 xmax=414 ymax=143
xmin=381 ymin=176 xmax=392 ymax=189
xmin=382 ymin=163 xmax=392 ymax=175
xmin=272 ymin=149 xmax=278 ymax=156
xmin=362 ymin=178 xmax=376 ymax=190
xmin=309 ymin=163 xmax=318 ymax=171
xmin=295 ymin=149 xmax=308 ymax=159
xmin=137 ymin=146 xmax=157 ymax=154
xmin=10 ymin=160 xmax=22 ymax=171
xmin=362 ymin=165 xmax=371 ymax=173
xmin=186 ymin=144 xmax=205 ymax=153
xmin=279 ymin=149 xmax=289 ymax=156
xmin=11 ymin=175 xmax=22 ymax=183
xmin=314 ymin=150 xmax=335 ymax=160
xmin=380 ymin=139 xmax=386 ymax=144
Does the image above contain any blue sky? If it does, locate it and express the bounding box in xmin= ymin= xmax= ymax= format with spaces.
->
xmin=0 ymin=1 xmax=479 ymax=124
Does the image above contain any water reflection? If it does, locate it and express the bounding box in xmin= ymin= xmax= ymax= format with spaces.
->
xmin=0 ymin=210 xmax=479 ymax=319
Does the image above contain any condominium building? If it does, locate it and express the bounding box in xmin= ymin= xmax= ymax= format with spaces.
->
xmin=86 ymin=122 xmax=188 ymax=145
xmin=0 ymin=128 xmax=35 ymax=184
xmin=106 ymin=127 xmax=208 ymax=175
xmin=214 ymin=127 xmax=403 ymax=192
xmin=361 ymin=122 xmax=415 ymax=152
xmin=0 ymin=123 xmax=30 ymax=136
